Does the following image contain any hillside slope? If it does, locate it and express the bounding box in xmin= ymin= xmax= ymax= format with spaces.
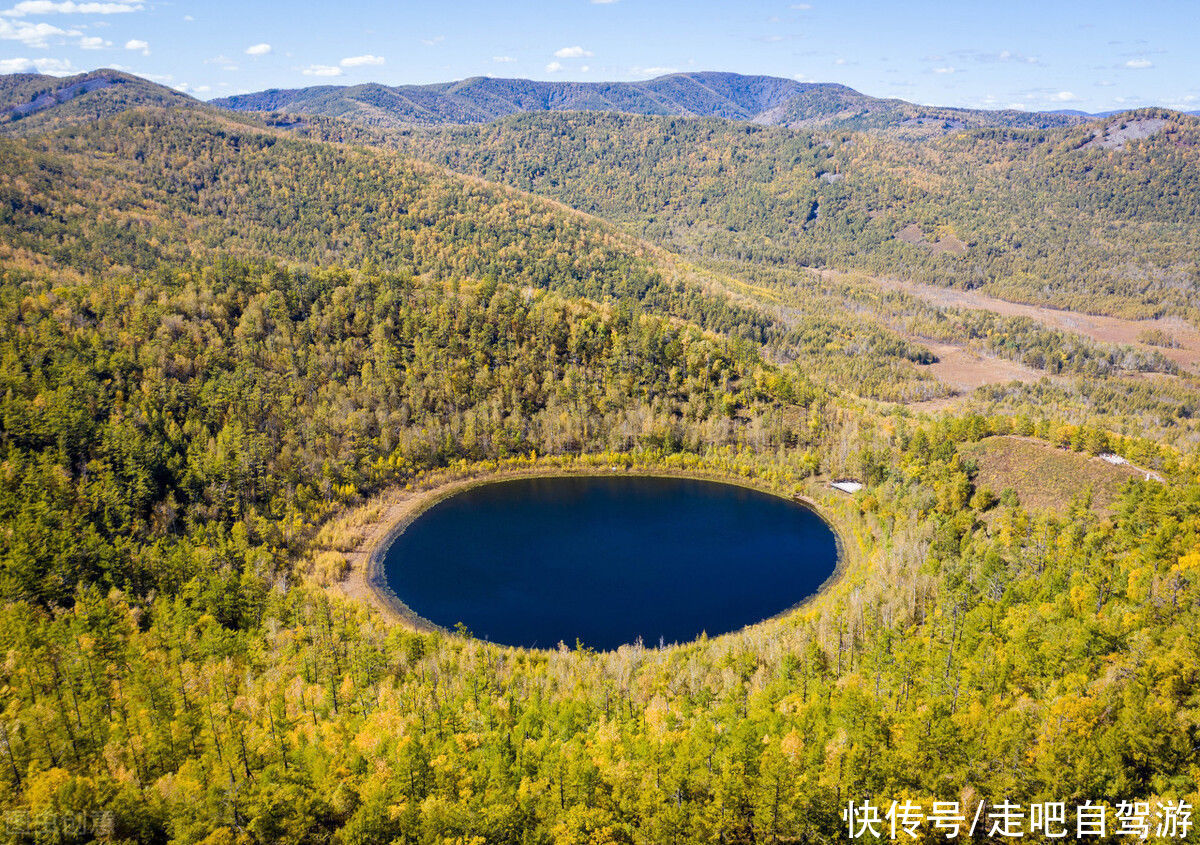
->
xmin=380 ymin=108 xmax=1200 ymax=319
xmin=9 ymin=104 xmax=1006 ymax=402
xmin=0 ymin=107 xmax=780 ymax=341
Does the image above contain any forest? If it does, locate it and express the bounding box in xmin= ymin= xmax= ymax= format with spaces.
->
xmin=369 ymin=109 xmax=1200 ymax=320
xmin=0 ymin=80 xmax=1196 ymax=844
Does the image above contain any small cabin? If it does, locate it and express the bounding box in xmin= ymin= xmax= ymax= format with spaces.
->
xmin=831 ymin=480 xmax=864 ymax=494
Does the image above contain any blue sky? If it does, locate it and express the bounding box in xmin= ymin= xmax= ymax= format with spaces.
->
xmin=1 ymin=0 xmax=1196 ymax=113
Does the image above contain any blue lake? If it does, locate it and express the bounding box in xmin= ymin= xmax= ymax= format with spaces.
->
xmin=381 ymin=475 xmax=839 ymax=651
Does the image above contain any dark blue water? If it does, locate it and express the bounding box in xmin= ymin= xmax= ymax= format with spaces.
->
xmin=382 ymin=475 xmax=839 ymax=651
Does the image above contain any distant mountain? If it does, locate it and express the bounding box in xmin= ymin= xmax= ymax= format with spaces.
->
xmin=211 ymin=71 xmax=1088 ymax=132
xmin=1051 ymin=107 xmax=1200 ymax=118
xmin=0 ymin=68 xmax=195 ymax=134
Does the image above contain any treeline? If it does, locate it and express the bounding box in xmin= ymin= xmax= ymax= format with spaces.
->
xmin=701 ymin=259 xmax=1180 ymax=405
xmin=973 ymin=375 xmax=1200 ymax=448
xmin=879 ymin=294 xmax=1180 ymax=377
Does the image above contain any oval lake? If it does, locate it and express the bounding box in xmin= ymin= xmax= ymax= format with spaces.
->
xmin=381 ymin=475 xmax=839 ymax=651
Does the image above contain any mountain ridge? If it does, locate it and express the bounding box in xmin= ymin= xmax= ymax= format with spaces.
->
xmin=210 ymin=70 xmax=1091 ymax=132
xmin=4 ymin=68 xmax=1195 ymax=136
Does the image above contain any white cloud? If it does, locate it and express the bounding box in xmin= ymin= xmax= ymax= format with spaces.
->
xmin=0 ymin=55 xmax=73 ymax=74
xmin=204 ymin=53 xmax=239 ymax=71
xmin=554 ymin=45 xmax=592 ymax=59
xmin=0 ymin=18 xmax=74 ymax=46
xmin=544 ymin=61 xmax=563 ymax=73
xmin=1049 ymin=91 xmax=1078 ymax=102
xmin=960 ymin=49 xmax=1039 ymax=66
xmin=1125 ymin=58 xmax=1152 ymax=69
xmin=244 ymin=42 xmax=271 ymax=56
xmin=2 ymin=1 xmax=141 ymax=15
xmin=933 ymin=66 xmax=955 ymax=74
xmin=123 ymin=37 xmax=147 ymax=55
xmin=790 ymin=2 xmax=813 ymax=8
xmin=302 ymin=64 xmax=342 ymax=76
xmin=78 ymin=34 xmax=107 ymax=48
xmin=632 ymin=66 xmax=677 ymax=77
xmin=420 ymin=35 xmax=444 ymax=46
xmin=492 ymin=55 xmax=515 ymax=63
xmin=591 ymin=0 xmax=618 ymax=4
xmin=340 ymin=53 xmax=383 ymax=67
xmin=580 ymin=65 xmax=590 ymax=72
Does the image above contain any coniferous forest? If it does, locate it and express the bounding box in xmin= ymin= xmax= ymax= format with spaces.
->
xmin=0 ymin=67 xmax=1197 ymax=843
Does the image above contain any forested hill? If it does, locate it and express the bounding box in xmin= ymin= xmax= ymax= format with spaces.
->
xmin=0 ymin=102 xmax=1001 ymax=406
xmin=8 ymin=70 xmax=1198 ymax=321
xmin=0 ymin=69 xmax=197 ymax=135
xmin=0 ymin=106 xmax=774 ymax=342
xmin=210 ymin=71 xmax=1086 ymax=132
xmin=382 ymin=108 xmax=1200 ymax=319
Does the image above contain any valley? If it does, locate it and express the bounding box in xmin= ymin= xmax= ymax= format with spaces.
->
xmin=867 ymin=271 xmax=1200 ymax=372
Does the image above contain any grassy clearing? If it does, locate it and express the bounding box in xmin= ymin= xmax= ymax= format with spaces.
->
xmin=961 ymin=435 xmax=1143 ymax=515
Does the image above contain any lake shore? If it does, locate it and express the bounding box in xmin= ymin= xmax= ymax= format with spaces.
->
xmin=328 ymin=459 xmax=856 ymax=648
